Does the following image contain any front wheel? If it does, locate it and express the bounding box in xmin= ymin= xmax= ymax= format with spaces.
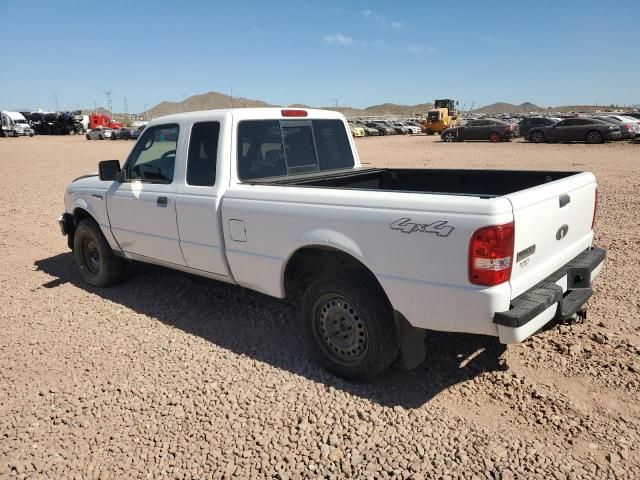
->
xmin=443 ymin=132 xmax=456 ymax=142
xmin=585 ymin=130 xmax=603 ymax=144
xmin=73 ymin=219 xmax=126 ymax=287
xmin=302 ymin=274 xmax=399 ymax=379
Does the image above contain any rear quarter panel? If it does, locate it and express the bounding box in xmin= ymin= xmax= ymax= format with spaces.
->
xmin=222 ymin=185 xmax=514 ymax=336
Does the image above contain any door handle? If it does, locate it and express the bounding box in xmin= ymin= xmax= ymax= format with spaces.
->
xmin=157 ymin=196 xmax=168 ymax=207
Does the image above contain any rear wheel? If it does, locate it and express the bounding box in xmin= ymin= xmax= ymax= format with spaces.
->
xmin=86 ymin=134 xmax=91 ymax=140
xmin=302 ymin=274 xmax=399 ymax=379
xmin=489 ymin=132 xmax=502 ymax=143
xmin=585 ymin=130 xmax=603 ymax=144
xmin=73 ymin=219 xmax=126 ymax=287
xmin=99 ymin=135 xmax=104 ymax=140
xmin=530 ymin=130 xmax=545 ymax=143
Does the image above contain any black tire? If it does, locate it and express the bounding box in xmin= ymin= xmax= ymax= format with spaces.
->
xmin=426 ymin=130 xmax=434 ymax=136
xmin=99 ymin=135 xmax=104 ymax=140
xmin=443 ymin=132 xmax=456 ymax=142
xmin=585 ymin=130 xmax=603 ymax=144
xmin=302 ymin=273 xmax=399 ymax=379
xmin=530 ymin=130 xmax=545 ymax=143
xmin=86 ymin=134 xmax=91 ymax=140
xmin=73 ymin=219 xmax=125 ymax=287
xmin=489 ymin=131 xmax=502 ymax=143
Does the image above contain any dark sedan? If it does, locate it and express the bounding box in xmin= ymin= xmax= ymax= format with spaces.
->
xmin=365 ymin=121 xmax=395 ymax=136
xmin=518 ymin=117 xmax=560 ymax=137
xmin=526 ymin=117 xmax=621 ymax=144
xmin=130 ymin=125 xmax=145 ymax=139
xmin=441 ymin=119 xmax=518 ymax=143
xmin=111 ymin=128 xmax=132 ymax=140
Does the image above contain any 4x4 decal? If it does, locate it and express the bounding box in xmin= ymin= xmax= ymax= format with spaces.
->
xmin=390 ymin=218 xmax=455 ymax=237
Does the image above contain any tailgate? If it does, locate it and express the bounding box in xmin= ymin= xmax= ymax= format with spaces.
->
xmin=506 ymin=172 xmax=597 ymax=298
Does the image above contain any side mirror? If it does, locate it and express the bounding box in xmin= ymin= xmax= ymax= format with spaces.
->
xmin=98 ymin=160 xmax=122 ymax=181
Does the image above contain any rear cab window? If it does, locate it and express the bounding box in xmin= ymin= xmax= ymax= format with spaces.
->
xmin=237 ymin=119 xmax=354 ymax=180
xmin=187 ymin=121 xmax=220 ymax=186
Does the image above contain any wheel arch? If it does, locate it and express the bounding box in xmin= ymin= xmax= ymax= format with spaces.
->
xmin=282 ymin=244 xmax=391 ymax=306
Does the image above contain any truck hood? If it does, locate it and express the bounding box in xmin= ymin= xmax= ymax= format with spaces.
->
xmin=68 ymin=173 xmax=109 ymax=191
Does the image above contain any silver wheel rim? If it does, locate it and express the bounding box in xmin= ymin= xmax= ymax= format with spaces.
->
xmin=315 ymin=294 xmax=369 ymax=366
xmin=445 ymin=134 xmax=454 ymax=142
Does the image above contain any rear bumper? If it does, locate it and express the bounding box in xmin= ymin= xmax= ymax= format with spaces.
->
xmin=494 ymin=247 xmax=606 ymax=343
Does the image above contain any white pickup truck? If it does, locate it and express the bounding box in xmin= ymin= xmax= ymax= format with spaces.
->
xmin=59 ymin=108 xmax=605 ymax=379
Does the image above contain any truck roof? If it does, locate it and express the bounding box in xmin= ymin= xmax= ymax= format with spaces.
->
xmin=146 ymin=107 xmax=345 ymax=127
xmin=1 ymin=111 xmax=28 ymax=120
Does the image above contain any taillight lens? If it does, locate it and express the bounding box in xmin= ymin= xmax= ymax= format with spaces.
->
xmin=592 ymin=188 xmax=598 ymax=230
xmin=469 ymin=222 xmax=515 ymax=286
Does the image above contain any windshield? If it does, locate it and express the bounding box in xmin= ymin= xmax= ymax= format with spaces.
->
xmin=238 ymin=119 xmax=355 ymax=180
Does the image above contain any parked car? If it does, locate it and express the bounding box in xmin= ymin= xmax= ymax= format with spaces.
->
xmin=130 ymin=125 xmax=145 ymax=140
xmin=354 ymin=122 xmax=379 ymax=136
xmin=518 ymin=117 xmax=560 ymax=137
xmin=59 ymin=107 xmax=604 ymax=380
xmin=379 ymin=121 xmax=405 ymax=135
xmin=592 ymin=115 xmax=639 ymax=139
xmin=399 ymin=123 xmax=422 ymax=135
xmin=86 ymin=127 xmax=112 ymax=140
xmin=365 ymin=121 xmax=395 ymax=135
xmin=441 ymin=119 xmax=518 ymax=143
xmin=393 ymin=122 xmax=420 ymax=135
xmin=111 ymin=128 xmax=133 ymax=140
xmin=526 ymin=117 xmax=621 ymax=144
xmin=622 ymin=112 xmax=640 ymax=120
xmin=348 ymin=123 xmax=366 ymax=137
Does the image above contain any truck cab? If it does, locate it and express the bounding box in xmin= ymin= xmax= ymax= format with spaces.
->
xmin=1 ymin=111 xmax=34 ymax=137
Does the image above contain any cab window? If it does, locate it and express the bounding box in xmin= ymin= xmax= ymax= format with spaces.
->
xmin=125 ymin=124 xmax=179 ymax=183
xmin=187 ymin=121 xmax=220 ymax=186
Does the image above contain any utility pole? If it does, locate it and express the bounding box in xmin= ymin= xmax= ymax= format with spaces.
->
xmin=182 ymin=93 xmax=187 ymax=112
xmin=144 ymin=102 xmax=148 ymax=121
xmin=54 ymin=93 xmax=59 ymax=112
xmin=124 ymin=98 xmax=128 ymax=122
xmin=330 ymin=97 xmax=339 ymax=110
xmin=94 ymin=100 xmax=97 ymax=114
xmin=230 ymin=86 xmax=234 ymax=109
xmin=104 ymin=90 xmax=112 ymax=117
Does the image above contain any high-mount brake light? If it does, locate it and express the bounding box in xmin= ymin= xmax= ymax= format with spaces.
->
xmin=281 ymin=109 xmax=308 ymax=117
xmin=468 ymin=222 xmax=515 ymax=286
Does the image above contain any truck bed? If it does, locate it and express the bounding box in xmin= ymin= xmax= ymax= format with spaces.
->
xmin=258 ymin=168 xmax=577 ymax=198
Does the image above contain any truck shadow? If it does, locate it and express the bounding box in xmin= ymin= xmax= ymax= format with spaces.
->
xmin=35 ymin=253 xmax=507 ymax=409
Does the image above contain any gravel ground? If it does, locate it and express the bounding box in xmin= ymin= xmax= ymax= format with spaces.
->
xmin=0 ymin=134 xmax=638 ymax=479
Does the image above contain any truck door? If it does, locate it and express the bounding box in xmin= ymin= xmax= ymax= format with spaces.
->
xmin=106 ymin=123 xmax=186 ymax=266
xmin=174 ymin=120 xmax=230 ymax=276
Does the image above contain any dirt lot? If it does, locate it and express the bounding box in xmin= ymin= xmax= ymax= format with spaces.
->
xmin=1 ymin=134 xmax=639 ymax=479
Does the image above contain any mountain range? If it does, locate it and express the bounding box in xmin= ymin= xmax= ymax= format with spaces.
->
xmin=85 ymin=91 xmax=637 ymax=119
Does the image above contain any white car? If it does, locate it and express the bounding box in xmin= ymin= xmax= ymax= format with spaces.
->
xmin=86 ymin=127 xmax=113 ymax=140
xmin=398 ymin=123 xmax=422 ymax=135
xmin=58 ymin=108 xmax=605 ymax=379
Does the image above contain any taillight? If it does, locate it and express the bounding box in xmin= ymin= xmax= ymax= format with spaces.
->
xmin=469 ymin=222 xmax=515 ymax=286
xmin=592 ymin=188 xmax=598 ymax=230
xmin=281 ymin=109 xmax=308 ymax=117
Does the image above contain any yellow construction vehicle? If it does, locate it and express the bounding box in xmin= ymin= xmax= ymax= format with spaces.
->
xmin=422 ymin=99 xmax=459 ymax=135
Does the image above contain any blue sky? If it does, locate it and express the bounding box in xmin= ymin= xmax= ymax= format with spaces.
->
xmin=1 ymin=1 xmax=638 ymax=112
